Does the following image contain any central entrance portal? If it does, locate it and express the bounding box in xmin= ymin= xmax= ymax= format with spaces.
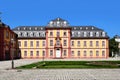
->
xmin=56 ymin=48 xmax=61 ymax=58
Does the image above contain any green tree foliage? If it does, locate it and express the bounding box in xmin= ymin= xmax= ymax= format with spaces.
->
xmin=109 ymin=38 xmax=119 ymax=57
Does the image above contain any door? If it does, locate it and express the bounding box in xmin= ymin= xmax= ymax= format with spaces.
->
xmin=56 ymin=49 xmax=61 ymax=58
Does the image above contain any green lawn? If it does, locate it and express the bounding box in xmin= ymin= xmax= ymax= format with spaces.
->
xmin=16 ymin=61 xmax=120 ymax=69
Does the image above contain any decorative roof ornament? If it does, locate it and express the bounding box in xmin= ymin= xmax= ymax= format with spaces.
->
xmin=47 ymin=17 xmax=69 ymax=27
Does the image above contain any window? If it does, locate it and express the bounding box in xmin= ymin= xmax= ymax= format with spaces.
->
xmin=96 ymin=32 xmax=99 ymax=37
xmin=63 ymin=32 xmax=67 ymax=36
xmin=64 ymin=40 xmax=67 ymax=46
xmin=36 ymin=41 xmax=39 ymax=47
xmin=102 ymin=32 xmax=106 ymax=37
xmin=24 ymin=41 xmax=27 ymax=47
xmin=24 ymin=51 xmax=27 ymax=56
xmin=90 ymin=51 xmax=93 ymax=56
xmin=78 ymin=32 xmax=80 ymax=37
xmin=24 ymin=32 xmax=27 ymax=37
xmin=30 ymin=51 xmax=33 ymax=57
xmin=36 ymin=32 xmax=39 ymax=37
xmin=84 ymin=51 xmax=87 ymax=56
xmin=71 ymin=41 xmax=74 ymax=46
xmin=30 ymin=32 xmax=33 ymax=37
xmin=30 ymin=41 xmax=33 ymax=47
xmin=96 ymin=51 xmax=99 ymax=56
xmin=63 ymin=50 xmax=67 ymax=56
xmin=42 ymin=51 xmax=45 ymax=56
xmin=102 ymin=41 xmax=105 ymax=47
xmin=18 ymin=41 xmax=21 ymax=47
xmin=56 ymin=39 xmax=60 ymax=46
xmin=78 ymin=51 xmax=80 ymax=56
xmin=90 ymin=41 xmax=93 ymax=47
xmin=84 ymin=32 xmax=87 ymax=37
xmin=102 ymin=51 xmax=105 ymax=56
xmin=72 ymin=32 xmax=74 ymax=37
xmin=71 ymin=51 xmax=74 ymax=57
xmin=57 ymin=31 xmax=60 ymax=36
xmin=96 ymin=41 xmax=99 ymax=47
xmin=90 ymin=32 xmax=93 ymax=37
xmin=50 ymin=32 xmax=53 ymax=36
xmin=6 ymin=31 xmax=9 ymax=38
xmin=84 ymin=41 xmax=87 ymax=47
xmin=36 ymin=51 xmax=39 ymax=56
xmin=50 ymin=40 xmax=53 ymax=46
xmin=42 ymin=41 xmax=45 ymax=46
xmin=77 ymin=41 xmax=80 ymax=46
xmin=50 ymin=50 xmax=53 ymax=56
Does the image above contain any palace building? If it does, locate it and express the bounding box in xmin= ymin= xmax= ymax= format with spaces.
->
xmin=13 ymin=18 xmax=109 ymax=59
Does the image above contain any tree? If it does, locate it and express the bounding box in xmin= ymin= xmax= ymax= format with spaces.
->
xmin=109 ymin=37 xmax=119 ymax=57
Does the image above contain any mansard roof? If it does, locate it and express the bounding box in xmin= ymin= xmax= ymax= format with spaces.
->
xmin=12 ymin=18 xmax=109 ymax=39
xmin=12 ymin=26 xmax=45 ymax=31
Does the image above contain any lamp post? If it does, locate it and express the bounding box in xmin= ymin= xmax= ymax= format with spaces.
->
xmin=11 ymin=38 xmax=14 ymax=69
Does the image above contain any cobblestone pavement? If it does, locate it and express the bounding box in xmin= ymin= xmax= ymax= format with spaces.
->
xmin=0 ymin=69 xmax=120 ymax=80
xmin=0 ymin=57 xmax=120 ymax=70
xmin=0 ymin=58 xmax=120 ymax=80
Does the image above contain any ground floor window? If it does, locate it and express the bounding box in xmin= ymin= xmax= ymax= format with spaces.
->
xmin=102 ymin=51 xmax=105 ymax=56
xmin=50 ymin=50 xmax=53 ymax=56
xmin=30 ymin=51 xmax=33 ymax=57
xmin=24 ymin=51 xmax=27 ymax=57
xmin=63 ymin=50 xmax=67 ymax=56
xmin=71 ymin=51 xmax=74 ymax=57
xmin=96 ymin=51 xmax=99 ymax=57
xmin=78 ymin=51 xmax=80 ymax=56
xmin=84 ymin=51 xmax=87 ymax=56
xmin=36 ymin=51 xmax=39 ymax=56
xmin=90 ymin=51 xmax=93 ymax=56
xmin=42 ymin=51 xmax=45 ymax=56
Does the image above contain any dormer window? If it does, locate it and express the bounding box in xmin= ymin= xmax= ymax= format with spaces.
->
xmin=72 ymin=32 xmax=74 ymax=37
xmin=18 ymin=32 xmax=22 ymax=37
xmin=41 ymin=27 xmax=43 ymax=30
xmin=74 ymin=27 xmax=76 ymax=30
xmin=29 ymin=27 xmax=31 ymax=30
xmin=57 ymin=21 xmax=60 ymax=27
xmin=78 ymin=32 xmax=80 ymax=37
xmin=96 ymin=32 xmax=99 ymax=37
xmin=35 ymin=27 xmax=37 ymax=30
xmin=102 ymin=32 xmax=106 ymax=37
xmin=24 ymin=27 xmax=26 ymax=30
xmin=84 ymin=32 xmax=87 ymax=37
xmin=50 ymin=21 xmax=53 ymax=26
xmin=24 ymin=32 xmax=27 ymax=37
xmin=92 ymin=27 xmax=94 ymax=30
xmin=30 ymin=32 xmax=33 ymax=37
xmin=80 ymin=27 xmax=82 ymax=30
xmin=18 ymin=28 xmax=20 ymax=30
xmin=36 ymin=32 xmax=39 ymax=37
xmin=64 ymin=21 xmax=67 ymax=26
xmin=90 ymin=32 xmax=93 ymax=37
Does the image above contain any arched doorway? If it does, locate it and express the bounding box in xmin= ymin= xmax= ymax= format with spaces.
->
xmin=56 ymin=48 xmax=61 ymax=58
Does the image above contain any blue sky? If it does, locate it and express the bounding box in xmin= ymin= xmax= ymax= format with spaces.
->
xmin=0 ymin=0 xmax=120 ymax=38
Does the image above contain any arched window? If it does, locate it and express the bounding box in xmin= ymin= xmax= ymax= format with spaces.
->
xmin=90 ymin=32 xmax=93 ymax=37
xmin=96 ymin=32 xmax=99 ymax=37
xmin=84 ymin=32 xmax=87 ymax=37
xmin=102 ymin=32 xmax=106 ymax=37
xmin=30 ymin=32 xmax=33 ymax=37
